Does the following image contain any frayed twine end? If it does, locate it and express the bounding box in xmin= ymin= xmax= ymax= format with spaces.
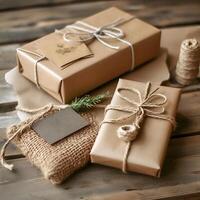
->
xmin=1 ymin=159 xmax=14 ymax=171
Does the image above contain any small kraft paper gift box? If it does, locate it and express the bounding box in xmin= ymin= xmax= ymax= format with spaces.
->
xmin=90 ymin=79 xmax=181 ymax=177
xmin=16 ymin=7 xmax=161 ymax=103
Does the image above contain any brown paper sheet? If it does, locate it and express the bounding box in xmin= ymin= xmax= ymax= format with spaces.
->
xmin=90 ymin=79 xmax=181 ymax=176
xmin=5 ymin=26 xmax=199 ymax=122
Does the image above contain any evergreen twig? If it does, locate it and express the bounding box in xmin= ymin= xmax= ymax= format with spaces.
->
xmin=70 ymin=92 xmax=110 ymax=112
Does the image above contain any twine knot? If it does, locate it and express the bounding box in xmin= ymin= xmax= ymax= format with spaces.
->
xmin=93 ymin=26 xmax=122 ymax=39
xmin=61 ymin=18 xmax=125 ymax=50
xmin=55 ymin=17 xmax=135 ymax=71
xmin=101 ymin=82 xmax=175 ymax=173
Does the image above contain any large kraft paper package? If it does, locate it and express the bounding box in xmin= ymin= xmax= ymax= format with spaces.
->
xmin=90 ymin=79 xmax=181 ymax=177
xmin=17 ymin=7 xmax=161 ymax=103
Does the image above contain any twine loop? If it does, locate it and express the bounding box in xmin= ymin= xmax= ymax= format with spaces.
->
xmin=60 ymin=19 xmax=125 ymax=49
xmin=101 ymin=82 xmax=175 ymax=173
xmin=56 ymin=17 xmax=135 ymax=70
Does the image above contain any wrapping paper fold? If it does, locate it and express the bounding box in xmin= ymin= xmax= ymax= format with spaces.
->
xmin=90 ymin=79 xmax=181 ymax=177
xmin=17 ymin=7 xmax=161 ymax=103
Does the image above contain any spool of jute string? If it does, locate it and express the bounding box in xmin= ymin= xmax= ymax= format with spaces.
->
xmin=175 ymin=38 xmax=200 ymax=86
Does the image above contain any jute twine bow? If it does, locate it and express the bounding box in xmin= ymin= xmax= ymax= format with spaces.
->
xmin=56 ymin=17 xmax=135 ymax=71
xmin=101 ymin=82 xmax=176 ymax=173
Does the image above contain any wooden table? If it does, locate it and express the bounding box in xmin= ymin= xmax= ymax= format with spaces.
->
xmin=0 ymin=1 xmax=200 ymax=199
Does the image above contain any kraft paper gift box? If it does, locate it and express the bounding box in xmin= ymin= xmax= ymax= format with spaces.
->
xmin=16 ymin=7 xmax=161 ymax=103
xmin=90 ymin=79 xmax=181 ymax=177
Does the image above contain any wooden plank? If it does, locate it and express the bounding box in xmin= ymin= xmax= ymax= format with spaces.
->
xmin=0 ymin=0 xmax=107 ymax=10
xmin=0 ymin=0 xmax=83 ymax=10
xmin=0 ymin=135 xmax=200 ymax=199
xmin=0 ymin=111 xmax=19 ymax=130
xmin=0 ymin=1 xmax=199 ymax=44
xmin=92 ymin=182 xmax=200 ymax=200
xmin=175 ymin=91 xmax=200 ymax=136
xmin=0 ymin=131 xmax=22 ymax=159
xmin=0 ymin=70 xmax=20 ymax=157
xmin=0 ymin=44 xmax=19 ymax=70
xmin=0 ymin=68 xmax=21 ymax=158
xmin=0 ymin=158 xmax=41 ymax=185
xmin=0 ymin=1 xmax=125 ymax=44
xmin=0 ymin=70 xmax=17 ymax=107
xmin=0 ymin=110 xmax=21 ymax=158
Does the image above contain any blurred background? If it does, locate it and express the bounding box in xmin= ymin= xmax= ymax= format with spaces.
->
xmin=0 ymin=0 xmax=200 ymax=70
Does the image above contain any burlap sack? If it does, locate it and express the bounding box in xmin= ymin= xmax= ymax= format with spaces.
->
xmin=6 ymin=105 xmax=98 ymax=184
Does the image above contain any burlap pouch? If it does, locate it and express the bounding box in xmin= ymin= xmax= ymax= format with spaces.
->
xmin=4 ymin=105 xmax=98 ymax=184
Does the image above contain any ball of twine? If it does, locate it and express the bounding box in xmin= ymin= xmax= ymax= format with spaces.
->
xmin=175 ymin=38 xmax=200 ymax=86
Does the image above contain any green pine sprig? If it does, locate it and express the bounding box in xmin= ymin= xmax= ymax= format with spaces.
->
xmin=70 ymin=92 xmax=110 ymax=112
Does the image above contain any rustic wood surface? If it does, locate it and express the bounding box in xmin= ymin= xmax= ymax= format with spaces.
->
xmin=0 ymin=0 xmax=200 ymax=199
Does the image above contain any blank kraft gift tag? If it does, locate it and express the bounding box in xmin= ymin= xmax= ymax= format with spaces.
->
xmin=36 ymin=33 xmax=93 ymax=68
xmin=32 ymin=107 xmax=90 ymax=144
